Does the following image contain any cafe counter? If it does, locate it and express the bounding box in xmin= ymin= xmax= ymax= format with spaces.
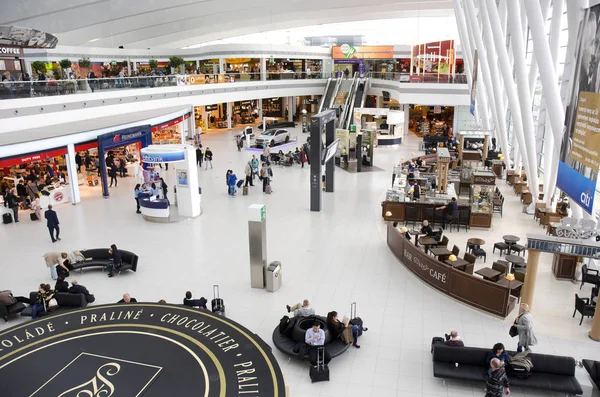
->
xmin=387 ymin=224 xmax=517 ymax=317
xmin=381 ymin=198 xmax=470 ymax=226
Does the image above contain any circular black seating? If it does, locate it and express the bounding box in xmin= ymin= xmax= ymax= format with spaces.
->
xmin=272 ymin=315 xmax=350 ymax=360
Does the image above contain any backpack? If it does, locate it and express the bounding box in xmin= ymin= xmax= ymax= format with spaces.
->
xmin=279 ymin=316 xmax=290 ymax=333
xmin=508 ymin=363 xmax=531 ymax=379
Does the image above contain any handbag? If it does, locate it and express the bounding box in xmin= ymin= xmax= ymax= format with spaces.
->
xmin=509 ymin=325 xmax=518 ymax=338
xmin=340 ymin=326 xmax=354 ymax=344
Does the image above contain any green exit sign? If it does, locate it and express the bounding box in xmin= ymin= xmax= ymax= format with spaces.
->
xmin=261 ymin=206 xmax=266 ymax=222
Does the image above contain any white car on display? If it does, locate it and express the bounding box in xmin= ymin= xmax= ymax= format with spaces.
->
xmin=255 ymin=129 xmax=291 ymax=147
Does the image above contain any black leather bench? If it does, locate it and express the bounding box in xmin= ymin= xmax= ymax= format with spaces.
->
xmin=70 ymin=249 xmax=138 ymax=274
xmin=0 ymin=300 xmax=26 ymax=322
xmin=20 ymin=291 xmax=88 ymax=317
xmin=432 ymin=345 xmax=582 ymax=395
xmin=583 ymin=359 xmax=600 ymax=390
xmin=272 ymin=315 xmax=350 ymax=360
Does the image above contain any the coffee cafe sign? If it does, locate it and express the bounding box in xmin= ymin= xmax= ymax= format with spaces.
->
xmin=402 ymin=245 xmax=450 ymax=291
xmin=0 ymin=46 xmax=23 ymax=56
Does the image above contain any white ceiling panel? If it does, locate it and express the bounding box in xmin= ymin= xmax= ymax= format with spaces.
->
xmin=0 ymin=0 xmax=454 ymax=49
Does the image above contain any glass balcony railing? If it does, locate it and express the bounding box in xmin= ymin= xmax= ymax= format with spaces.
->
xmin=367 ymin=72 xmax=468 ymax=84
xmin=0 ymin=71 xmax=331 ymax=100
xmin=0 ymin=70 xmax=466 ymax=101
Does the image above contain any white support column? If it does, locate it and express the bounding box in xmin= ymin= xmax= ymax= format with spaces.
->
xmin=480 ymin=0 xmax=511 ymax=170
xmin=288 ymin=96 xmax=294 ymax=122
xmin=485 ymin=0 xmax=536 ymax=197
xmin=523 ymin=0 xmax=564 ymax=159
xmin=453 ymin=0 xmax=474 ymax=87
xmin=195 ymin=60 xmax=200 ymax=73
xmin=219 ymin=58 xmax=225 ymax=74
xmin=227 ymin=102 xmax=232 ymax=130
xmin=65 ymin=143 xmax=81 ymax=205
xmin=527 ymin=0 xmax=552 ymax=103
xmin=461 ymin=0 xmax=491 ymax=130
xmin=260 ymin=58 xmax=267 ymax=81
xmin=506 ymin=0 xmax=541 ymax=201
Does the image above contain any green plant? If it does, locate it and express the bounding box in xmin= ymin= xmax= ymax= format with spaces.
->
xmin=168 ymin=56 xmax=184 ymax=70
xmin=149 ymin=59 xmax=158 ymax=69
xmin=31 ymin=61 xmax=46 ymax=73
xmin=59 ymin=59 xmax=72 ymax=69
xmin=78 ymin=58 xmax=91 ymax=69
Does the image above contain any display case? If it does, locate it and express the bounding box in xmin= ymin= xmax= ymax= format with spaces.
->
xmin=469 ymin=171 xmax=496 ymax=228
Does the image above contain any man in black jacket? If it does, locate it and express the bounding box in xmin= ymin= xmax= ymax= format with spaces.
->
xmin=55 ymin=275 xmax=69 ymax=293
xmin=183 ymin=291 xmax=207 ymax=309
xmin=45 ymin=204 xmax=60 ymax=242
xmin=68 ymin=280 xmax=95 ymax=303
xmin=4 ymin=189 xmax=19 ymax=222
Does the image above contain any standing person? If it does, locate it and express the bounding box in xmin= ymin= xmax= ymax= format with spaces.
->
xmin=227 ymin=171 xmax=238 ymax=197
xmin=485 ymin=358 xmax=510 ymax=397
xmin=196 ymin=145 xmax=203 ymax=168
xmin=235 ymin=135 xmax=242 ymax=152
xmin=27 ymin=179 xmax=39 ymax=201
xmin=263 ymin=144 xmax=271 ymax=162
xmin=109 ymin=163 xmax=118 ymax=187
xmin=87 ymin=70 xmax=96 ymax=93
xmin=160 ymin=178 xmax=168 ymax=201
xmin=134 ymin=184 xmax=141 ymax=214
xmin=299 ymin=147 xmax=307 ymax=168
xmin=344 ymin=68 xmax=350 ymax=79
xmin=16 ymin=179 xmax=27 ymax=202
xmin=244 ymin=161 xmax=254 ymax=187
xmin=134 ymin=160 xmax=145 ymax=184
xmin=150 ymin=182 xmax=158 ymax=198
xmin=436 ymin=197 xmax=458 ymax=229
xmin=75 ymin=152 xmax=82 ymax=173
xmin=514 ymin=303 xmax=538 ymax=352
xmin=251 ymin=155 xmax=259 ymax=180
xmin=260 ymin=162 xmax=270 ymax=193
xmin=4 ymin=189 xmax=19 ymax=222
xmin=45 ymin=204 xmax=60 ymax=242
xmin=31 ymin=197 xmax=42 ymax=220
xmin=204 ymin=147 xmax=213 ymax=169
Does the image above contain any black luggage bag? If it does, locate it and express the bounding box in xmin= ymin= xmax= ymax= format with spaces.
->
xmin=30 ymin=212 xmax=38 ymax=221
xmin=236 ymin=179 xmax=244 ymax=188
xmin=309 ymin=347 xmax=330 ymax=383
xmin=349 ymin=302 xmax=363 ymax=336
xmin=211 ymin=285 xmax=225 ymax=316
xmin=3 ymin=213 xmax=12 ymax=224
xmin=431 ymin=336 xmax=444 ymax=353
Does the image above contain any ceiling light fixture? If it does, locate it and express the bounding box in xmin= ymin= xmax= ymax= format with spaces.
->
xmin=88 ymin=38 xmax=101 ymax=43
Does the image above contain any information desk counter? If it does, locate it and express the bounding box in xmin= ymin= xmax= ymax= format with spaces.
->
xmin=139 ymin=193 xmax=170 ymax=222
xmin=387 ymin=224 xmax=517 ymax=317
xmin=382 ymin=198 xmax=470 ymax=226
xmin=40 ymin=185 xmax=71 ymax=208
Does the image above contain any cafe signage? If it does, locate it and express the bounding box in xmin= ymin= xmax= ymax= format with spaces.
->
xmin=0 ymin=46 xmax=23 ymax=56
xmin=472 ymin=175 xmax=496 ymax=185
xmin=401 ymin=241 xmax=450 ymax=292
xmin=0 ymin=304 xmax=286 ymax=396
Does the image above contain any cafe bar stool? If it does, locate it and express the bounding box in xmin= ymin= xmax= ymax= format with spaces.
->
xmin=405 ymin=206 xmax=418 ymax=229
xmin=509 ymin=244 xmax=526 ymax=256
xmin=493 ymin=242 xmax=509 ymax=256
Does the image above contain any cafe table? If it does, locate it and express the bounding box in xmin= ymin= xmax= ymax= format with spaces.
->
xmin=475 ymin=267 xmax=502 ymax=281
xmin=506 ymin=254 xmax=526 ymax=272
xmin=429 ymin=247 xmax=452 ymax=261
xmin=467 ymin=237 xmax=485 ymax=253
xmin=496 ymin=278 xmax=524 ymax=290
xmin=445 ymin=258 xmax=469 ymax=270
xmin=502 ymin=235 xmax=520 ymax=245
xmin=419 ymin=237 xmax=438 ymax=253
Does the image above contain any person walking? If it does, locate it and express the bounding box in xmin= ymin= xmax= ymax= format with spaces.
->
xmin=260 ymin=162 xmax=271 ymax=193
xmin=227 ymin=171 xmax=237 ymax=197
xmin=485 ymin=358 xmax=510 ymax=397
xmin=514 ymin=303 xmax=538 ymax=352
xmin=134 ymin=184 xmax=141 ymax=214
xmin=251 ymin=155 xmax=259 ymax=180
xmin=244 ymin=161 xmax=254 ymax=187
xmin=160 ymin=178 xmax=168 ymax=201
xmin=45 ymin=204 xmax=60 ymax=242
xmin=196 ymin=145 xmax=203 ymax=168
xmin=262 ymin=144 xmax=271 ymax=162
xmin=300 ymin=147 xmax=307 ymax=168
xmin=109 ymin=163 xmax=118 ymax=187
xmin=204 ymin=147 xmax=213 ymax=169
xmin=4 ymin=189 xmax=19 ymax=222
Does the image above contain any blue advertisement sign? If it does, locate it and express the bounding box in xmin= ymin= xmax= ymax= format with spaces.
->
xmin=141 ymin=151 xmax=185 ymax=163
xmin=557 ymin=161 xmax=596 ymax=214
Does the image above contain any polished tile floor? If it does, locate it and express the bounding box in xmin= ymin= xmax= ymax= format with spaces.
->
xmin=1 ymin=126 xmax=599 ymax=397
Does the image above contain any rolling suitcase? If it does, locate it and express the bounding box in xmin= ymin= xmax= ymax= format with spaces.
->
xmin=265 ymin=185 xmax=272 ymax=194
xmin=3 ymin=213 xmax=12 ymax=224
xmin=211 ymin=285 xmax=225 ymax=316
xmin=243 ymin=186 xmax=248 ymax=196
xmin=236 ymin=179 xmax=244 ymax=188
xmin=309 ymin=347 xmax=330 ymax=383
xmin=30 ymin=212 xmax=38 ymax=221
xmin=349 ymin=302 xmax=363 ymax=336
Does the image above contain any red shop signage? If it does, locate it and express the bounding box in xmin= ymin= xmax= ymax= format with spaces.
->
xmin=0 ymin=141 xmax=97 ymax=168
xmin=151 ymin=113 xmax=190 ymax=132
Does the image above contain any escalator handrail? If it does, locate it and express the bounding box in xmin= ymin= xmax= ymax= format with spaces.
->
xmin=318 ymin=78 xmax=331 ymax=114
xmin=327 ymin=78 xmax=342 ymax=110
xmin=344 ymin=78 xmax=359 ymax=129
xmin=339 ymin=76 xmax=357 ymax=129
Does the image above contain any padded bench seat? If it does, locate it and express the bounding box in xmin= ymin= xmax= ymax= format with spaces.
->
xmin=432 ymin=345 xmax=582 ymax=395
xmin=20 ymin=291 xmax=87 ymax=317
xmin=70 ymin=248 xmax=138 ymax=274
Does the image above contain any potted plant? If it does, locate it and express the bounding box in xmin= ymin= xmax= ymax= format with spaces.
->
xmin=149 ymin=59 xmax=158 ymax=70
xmin=59 ymin=59 xmax=72 ymax=70
xmin=78 ymin=58 xmax=91 ymax=70
xmin=31 ymin=61 xmax=46 ymax=78
xmin=168 ymin=56 xmax=185 ymax=74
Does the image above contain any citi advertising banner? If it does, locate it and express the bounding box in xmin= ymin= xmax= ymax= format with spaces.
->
xmin=557 ymin=3 xmax=600 ymax=214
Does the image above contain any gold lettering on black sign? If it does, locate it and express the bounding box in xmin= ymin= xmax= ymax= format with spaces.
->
xmin=58 ymin=362 xmax=120 ymax=397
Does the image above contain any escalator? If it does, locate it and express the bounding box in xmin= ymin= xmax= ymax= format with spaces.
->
xmin=318 ymin=78 xmax=339 ymax=113
xmin=344 ymin=78 xmax=368 ymax=129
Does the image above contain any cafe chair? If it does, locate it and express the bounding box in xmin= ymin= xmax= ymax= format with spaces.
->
xmin=473 ymin=247 xmax=487 ymax=263
xmin=458 ymin=210 xmax=470 ymax=231
xmin=451 ymin=245 xmax=460 ymax=257
xmin=592 ymin=287 xmax=599 ymax=305
xmin=492 ymin=261 xmax=508 ymax=277
xmin=493 ymin=195 xmax=504 ymax=217
xmin=493 ymin=241 xmax=509 ymax=256
xmin=509 ymin=244 xmax=526 ymax=256
xmin=463 ymin=263 xmax=474 ymax=275
xmin=436 ymin=236 xmax=449 ymax=248
xmin=448 ymin=212 xmax=460 ymax=232
xmin=464 ymin=252 xmax=476 ymax=265
xmin=573 ymin=294 xmax=596 ymax=326
xmin=513 ymin=271 xmax=525 ymax=302
xmin=405 ymin=207 xmax=418 ymax=229
xmin=424 ymin=207 xmax=436 ymax=229
xmin=533 ymin=203 xmax=546 ymax=224
xmin=432 ymin=229 xmax=443 ymax=242
xmin=581 ymin=265 xmax=600 ymax=290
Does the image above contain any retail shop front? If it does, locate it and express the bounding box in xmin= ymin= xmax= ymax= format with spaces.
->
xmin=332 ymin=45 xmax=395 ymax=77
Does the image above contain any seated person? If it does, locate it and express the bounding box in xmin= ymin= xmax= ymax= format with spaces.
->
xmin=68 ymin=280 xmax=95 ymax=303
xmin=326 ymin=311 xmax=367 ymax=349
xmin=420 ymin=220 xmax=434 ymax=237
xmin=54 ymin=275 xmax=69 ymax=293
xmin=400 ymin=226 xmax=411 ymax=240
xmin=305 ymin=322 xmax=331 ymax=366
xmin=31 ymin=284 xmax=56 ymax=319
xmin=118 ymin=293 xmax=137 ymax=303
xmin=286 ymin=299 xmax=314 ymax=317
xmin=107 ymin=244 xmax=122 ymax=278
xmin=444 ymin=330 xmax=464 ymax=347
xmin=183 ymin=291 xmax=207 ymax=309
xmin=486 ymin=343 xmax=509 ymax=375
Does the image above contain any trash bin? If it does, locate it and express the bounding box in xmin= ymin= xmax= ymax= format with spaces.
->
xmin=265 ymin=261 xmax=282 ymax=292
